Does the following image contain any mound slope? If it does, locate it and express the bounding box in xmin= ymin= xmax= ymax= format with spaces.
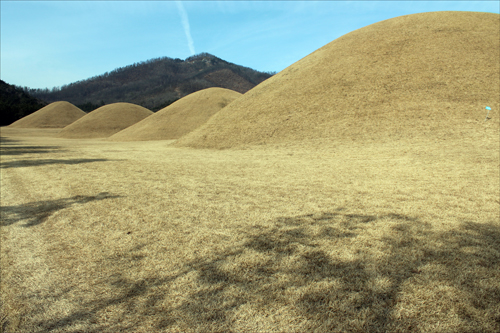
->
xmin=57 ymin=103 xmax=153 ymax=139
xmin=175 ymin=11 xmax=500 ymax=149
xmin=8 ymin=101 xmax=85 ymax=128
xmin=203 ymin=69 xmax=255 ymax=93
xmin=108 ymin=88 xmax=241 ymax=142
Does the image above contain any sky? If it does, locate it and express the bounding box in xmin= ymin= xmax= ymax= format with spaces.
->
xmin=1 ymin=1 xmax=499 ymax=89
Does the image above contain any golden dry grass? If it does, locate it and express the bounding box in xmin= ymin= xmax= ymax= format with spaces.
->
xmin=1 ymin=125 xmax=498 ymax=332
xmin=1 ymin=11 xmax=499 ymax=333
xmin=175 ymin=11 xmax=499 ymax=149
xmin=57 ymin=103 xmax=153 ymax=139
xmin=108 ymin=88 xmax=241 ymax=142
xmin=8 ymin=101 xmax=86 ymax=129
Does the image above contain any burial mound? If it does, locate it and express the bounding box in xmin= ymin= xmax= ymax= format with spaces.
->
xmin=203 ymin=69 xmax=255 ymax=94
xmin=57 ymin=102 xmax=153 ymax=139
xmin=108 ymin=88 xmax=241 ymax=142
xmin=8 ymin=101 xmax=85 ymax=128
xmin=175 ymin=11 xmax=499 ymax=149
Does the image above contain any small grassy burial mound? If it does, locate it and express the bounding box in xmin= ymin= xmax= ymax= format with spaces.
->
xmin=175 ymin=11 xmax=500 ymax=149
xmin=8 ymin=101 xmax=85 ymax=128
xmin=108 ymin=88 xmax=241 ymax=141
xmin=57 ymin=103 xmax=153 ymax=139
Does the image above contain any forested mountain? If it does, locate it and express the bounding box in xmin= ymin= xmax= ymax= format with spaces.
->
xmin=0 ymin=80 xmax=48 ymax=126
xmin=25 ymin=53 xmax=274 ymax=112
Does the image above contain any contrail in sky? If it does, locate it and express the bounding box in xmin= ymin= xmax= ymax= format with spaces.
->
xmin=176 ymin=1 xmax=195 ymax=55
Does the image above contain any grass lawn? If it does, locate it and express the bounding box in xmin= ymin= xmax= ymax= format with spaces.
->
xmin=1 ymin=127 xmax=498 ymax=332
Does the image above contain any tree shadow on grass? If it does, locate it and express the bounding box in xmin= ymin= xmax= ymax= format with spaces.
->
xmin=0 ymin=158 xmax=111 ymax=169
xmin=0 ymin=145 xmax=65 ymax=156
xmin=0 ymin=137 xmax=65 ymax=156
xmin=0 ymin=139 xmax=120 ymax=168
xmin=0 ymin=192 xmax=122 ymax=227
xmin=0 ymin=137 xmax=20 ymax=145
xmin=11 ymin=211 xmax=500 ymax=332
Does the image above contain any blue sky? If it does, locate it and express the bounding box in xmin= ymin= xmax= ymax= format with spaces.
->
xmin=1 ymin=1 xmax=498 ymax=89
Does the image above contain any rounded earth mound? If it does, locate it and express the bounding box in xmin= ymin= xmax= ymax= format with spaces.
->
xmin=174 ymin=11 xmax=500 ymax=149
xmin=57 ymin=103 xmax=153 ymax=139
xmin=108 ymin=88 xmax=241 ymax=142
xmin=8 ymin=101 xmax=86 ymax=128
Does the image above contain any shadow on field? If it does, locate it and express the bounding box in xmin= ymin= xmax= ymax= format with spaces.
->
xmin=0 ymin=192 xmax=122 ymax=227
xmin=0 ymin=158 xmax=111 ymax=169
xmin=13 ymin=211 xmax=500 ymax=332
xmin=0 ymin=145 xmax=64 ymax=156
xmin=0 ymin=137 xmax=65 ymax=156
xmin=0 ymin=137 xmax=20 ymax=144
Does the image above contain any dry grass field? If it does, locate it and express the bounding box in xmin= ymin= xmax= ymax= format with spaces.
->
xmin=1 ymin=10 xmax=499 ymax=333
xmin=1 ymin=124 xmax=498 ymax=332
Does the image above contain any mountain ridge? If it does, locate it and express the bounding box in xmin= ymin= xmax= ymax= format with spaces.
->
xmin=23 ymin=53 xmax=274 ymax=112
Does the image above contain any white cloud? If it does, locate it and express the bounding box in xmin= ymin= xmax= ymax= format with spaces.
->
xmin=176 ymin=1 xmax=195 ymax=55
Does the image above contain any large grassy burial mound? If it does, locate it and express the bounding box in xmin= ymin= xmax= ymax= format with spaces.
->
xmin=108 ymin=88 xmax=241 ymax=142
xmin=57 ymin=102 xmax=153 ymax=139
xmin=175 ymin=11 xmax=500 ymax=149
xmin=8 ymin=101 xmax=85 ymax=128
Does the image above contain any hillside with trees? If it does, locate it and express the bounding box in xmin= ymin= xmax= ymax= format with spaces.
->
xmin=25 ymin=53 xmax=274 ymax=112
xmin=0 ymin=80 xmax=48 ymax=127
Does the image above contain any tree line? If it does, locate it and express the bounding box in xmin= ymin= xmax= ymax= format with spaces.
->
xmin=0 ymin=80 xmax=48 ymax=126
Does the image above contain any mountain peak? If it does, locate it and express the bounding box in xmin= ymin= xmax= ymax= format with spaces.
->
xmin=21 ymin=54 xmax=273 ymax=113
